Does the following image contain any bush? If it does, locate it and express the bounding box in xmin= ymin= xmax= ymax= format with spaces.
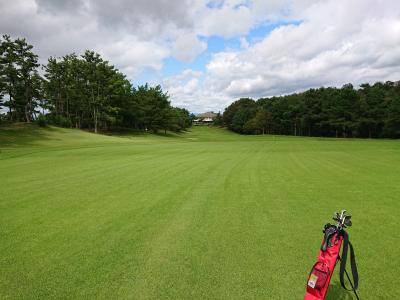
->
xmin=36 ymin=114 xmax=48 ymax=127
xmin=49 ymin=115 xmax=72 ymax=128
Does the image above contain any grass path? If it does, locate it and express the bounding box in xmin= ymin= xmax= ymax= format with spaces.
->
xmin=1 ymin=125 xmax=399 ymax=299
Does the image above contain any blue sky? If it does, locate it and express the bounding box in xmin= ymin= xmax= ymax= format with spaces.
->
xmin=133 ymin=20 xmax=302 ymax=87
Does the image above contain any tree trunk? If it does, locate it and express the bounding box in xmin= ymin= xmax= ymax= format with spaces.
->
xmin=94 ymin=107 xmax=98 ymax=133
xmin=8 ymin=89 xmax=13 ymax=121
xmin=66 ymin=96 xmax=70 ymax=126
xmin=59 ymin=80 xmax=64 ymax=115
xmin=57 ymin=89 xmax=61 ymax=116
xmin=25 ymin=105 xmax=30 ymax=122
xmin=91 ymin=86 xmax=97 ymax=132
xmin=25 ymin=85 xmax=30 ymax=122
xmin=28 ymin=94 xmax=33 ymax=122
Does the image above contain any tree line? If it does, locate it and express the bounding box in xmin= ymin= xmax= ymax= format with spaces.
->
xmin=0 ymin=35 xmax=191 ymax=133
xmin=223 ymin=82 xmax=400 ymax=138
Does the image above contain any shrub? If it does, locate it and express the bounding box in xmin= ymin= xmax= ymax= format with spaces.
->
xmin=36 ymin=114 xmax=48 ymax=127
xmin=50 ymin=115 xmax=72 ymax=128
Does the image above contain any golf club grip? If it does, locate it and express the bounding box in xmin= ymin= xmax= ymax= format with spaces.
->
xmin=321 ymin=238 xmax=329 ymax=251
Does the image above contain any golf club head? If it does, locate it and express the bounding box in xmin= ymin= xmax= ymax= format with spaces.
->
xmin=323 ymin=223 xmax=332 ymax=233
xmin=333 ymin=212 xmax=340 ymax=222
xmin=344 ymin=216 xmax=352 ymax=227
xmin=332 ymin=210 xmax=352 ymax=229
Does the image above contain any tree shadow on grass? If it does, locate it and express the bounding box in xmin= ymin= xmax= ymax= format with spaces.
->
xmin=153 ymin=131 xmax=188 ymax=138
xmin=0 ymin=123 xmax=59 ymax=147
xmin=325 ymin=282 xmax=358 ymax=300
xmin=101 ymin=127 xmax=188 ymax=139
xmin=99 ymin=127 xmax=146 ymax=137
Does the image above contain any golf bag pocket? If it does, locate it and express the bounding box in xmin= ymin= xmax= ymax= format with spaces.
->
xmin=307 ymin=262 xmax=330 ymax=290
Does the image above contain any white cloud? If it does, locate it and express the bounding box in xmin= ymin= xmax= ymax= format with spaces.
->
xmin=161 ymin=68 xmax=227 ymax=112
xmin=2 ymin=0 xmax=400 ymax=112
xmin=199 ymin=0 xmax=400 ymax=109
xmin=239 ymin=37 xmax=249 ymax=49
xmin=197 ymin=2 xmax=253 ymax=37
xmin=0 ymin=0 xmax=204 ymax=76
xmin=171 ymin=31 xmax=207 ymax=62
xmin=100 ymin=37 xmax=168 ymax=76
xmin=0 ymin=0 xmax=292 ymax=70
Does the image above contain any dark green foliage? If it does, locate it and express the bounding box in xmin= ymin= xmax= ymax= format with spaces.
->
xmin=0 ymin=35 xmax=41 ymax=122
xmin=133 ymin=84 xmax=170 ymax=133
xmin=48 ymin=115 xmax=72 ymax=128
xmin=223 ymin=82 xmax=400 ymax=138
xmin=223 ymin=98 xmax=257 ymax=133
xmin=0 ymin=35 xmax=191 ymax=134
xmin=170 ymin=107 xmax=191 ymax=132
xmin=383 ymin=95 xmax=400 ymax=138
xmin=36 ymin=114 xmax=47 ymax=127
xmin=213 ymin=112 xmax=223 ymax=126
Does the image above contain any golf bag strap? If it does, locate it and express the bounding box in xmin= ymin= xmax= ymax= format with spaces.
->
xmin=340 ymin=230 xmax=359 ymax=291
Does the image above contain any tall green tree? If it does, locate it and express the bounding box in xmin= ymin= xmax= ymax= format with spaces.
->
xmin=15 ymin=37 xmax=41 ymax=122
xmin=383 ymin=88 xmax=400 ymax=138
xmin=134 ymin=84 xmax=171 ymax=133
xmin=223 ymin=81 xmax=400 ymax=138
xmin=223 ymin=98 xmax=256 ymax=133
xmin=0 ymin=35 xmax=19 ymax=120
xmin=1 ymin=34 xmax=192 ymax=133
xmin=358 ymin=83 xmax=387 ymax=137
xmin=0 ymin=35 xmax=41 ymax=122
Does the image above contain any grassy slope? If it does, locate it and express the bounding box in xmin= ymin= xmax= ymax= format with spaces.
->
xmin=1 ymin=124 xmax=399 ymax=299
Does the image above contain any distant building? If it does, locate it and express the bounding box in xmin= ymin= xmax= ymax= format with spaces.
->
xmin=198 ymin=112 xmax=218 ymax=119
xmin=193 ymin=112 xmax=218 ymax=125
xmin=192 ymin=118 xmax=202 ymax=125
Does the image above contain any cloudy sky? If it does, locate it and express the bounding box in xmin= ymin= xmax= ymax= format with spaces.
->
xmin=1 ymin=0 xmax=400 ymax=112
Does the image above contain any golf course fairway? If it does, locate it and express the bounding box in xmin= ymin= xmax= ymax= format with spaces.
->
xmin=1 ymin=124 xmax=399 ymax=299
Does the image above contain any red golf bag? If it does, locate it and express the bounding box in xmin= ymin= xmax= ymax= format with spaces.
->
xmin=305 ymin=213 xmax=359 ymax=300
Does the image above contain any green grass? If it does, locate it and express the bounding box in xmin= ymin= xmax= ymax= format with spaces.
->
xmin=1 ymin=124 xmax=399 ymax=299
